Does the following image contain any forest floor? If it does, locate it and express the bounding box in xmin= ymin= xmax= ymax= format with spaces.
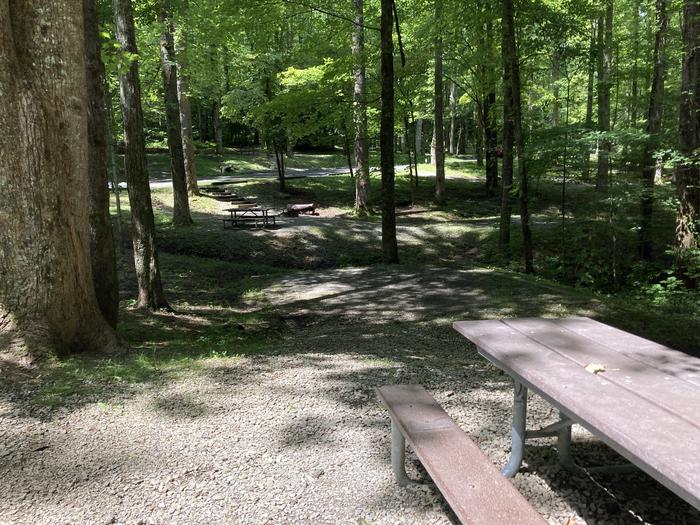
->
xmin=1 ymin=151 xmax=699 ymax=524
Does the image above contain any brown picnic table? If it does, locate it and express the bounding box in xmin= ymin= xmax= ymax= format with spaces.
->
xmin=452 ymin=316 xmax=700 ymax=510
xmin=222 ymin=206 xmax=279 ymax=228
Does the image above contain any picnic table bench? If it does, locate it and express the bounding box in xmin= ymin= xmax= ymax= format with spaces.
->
xmin=453 ymin=316 xmax=700 ymax=510
xmin=222 ymin=207 xmax=280 ymax=228
xmin=377 ymin=385 xmax=546 ymax=524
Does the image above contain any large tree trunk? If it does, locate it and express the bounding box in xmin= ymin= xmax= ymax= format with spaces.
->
xmin=582 ymin=19 xmax=596 ymax=180
xmin=596 ymin=2 xmax=613 ymax=191
xmin=175 ymin=10 xmax=199 ymax=197
xmin=380 ymin=0 xmax=398 ymax=263
xmin=676 ymin=0 xmax=700 ymax=250
xmin=503 ymin=0 xmax=534 ymax=273
xmin=352 ymin=0 xmax=370 ymax=214
xmin=640 ymin=0 xmax=668 ymax=260
xmin=159 ymin=12 xmax=193 ymax=226
xmin=433 ymin=0 xmax=446 ymax=204
xmin=449 ymin=80 xmax=458 ymax=154
xmin=113 ymin=0 xmax=169 ymax=310
xmin=415 ymin=118 xmax=423 ymax=161
xmin=0 ymin=1 xmax=118 ymax=358
xmin=84 ymin=0 xmax=119 ymax=328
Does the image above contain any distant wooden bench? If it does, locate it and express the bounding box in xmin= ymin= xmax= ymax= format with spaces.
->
xmin=285 ymin=203 xmax=317 ymax=216
xmin=377 ymin=385 xmax=546 ymax=525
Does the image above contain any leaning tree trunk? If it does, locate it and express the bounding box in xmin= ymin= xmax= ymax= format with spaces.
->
xmin=596 ymin=3 xmax=613 ymax=191
xmin=159 ymin=11 xmax=193 ymax=226
xmin=352 ymin=0 xmax=370 ymax=214
xmin=433 ymin=0 xmax=446 ymax=204
xmin=0 ymin=1 xmax=118 ymax=358
xmin=676 ymin=0 xmax=700 ymax=250
xmin=113 ymin=0 xmax=169 ymax=310
xmin=380 ymin=0 xmax=398 ymax=264
xmin=84 ymin=0 xmax=119 ymax=328
xmin=640 ymin=0 xmax=668 ymax=260
xmin=175 ymin=11 xmax=199 ymax=197
xmin=504 ymin=0 xmax=534 ymax=273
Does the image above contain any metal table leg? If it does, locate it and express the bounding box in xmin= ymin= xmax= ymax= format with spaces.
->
xmin=391 ymin=419 xmax=414 ymax=486
xmin=502 ymin=380 xmax=527 ymax=477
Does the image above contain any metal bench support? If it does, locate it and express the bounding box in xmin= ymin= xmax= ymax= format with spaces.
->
xmin=502 ymin=381 xmax=528 ymax=477
xmin=390 ymin=419 xmax=414 ymax=486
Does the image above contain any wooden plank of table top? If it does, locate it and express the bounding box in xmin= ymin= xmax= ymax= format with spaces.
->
xmin=377 ymin=385 xmax=546 ymax=525
xmin=552 ymin=317 xmax=700 ymax=388
xmin=501 ymin=318 xmax=700 ymax=429
xmin=452 ymin=319 xmax=700 ymax=510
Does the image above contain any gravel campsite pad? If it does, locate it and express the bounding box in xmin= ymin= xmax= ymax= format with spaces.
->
xmin=1 ymin=267 xmax=699 ymax=525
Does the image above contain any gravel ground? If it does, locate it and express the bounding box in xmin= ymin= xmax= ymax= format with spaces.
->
xmin=1 ymin=267 xmax=699 ymax=525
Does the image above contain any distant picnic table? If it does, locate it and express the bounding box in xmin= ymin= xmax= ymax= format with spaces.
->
xmin=453 ymin=316 xmax=700 ymax=510
xmin=222 ymin=207 xmax=279 ymax=228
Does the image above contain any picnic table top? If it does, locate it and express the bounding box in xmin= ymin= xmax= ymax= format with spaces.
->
xmin=452 ymin=316 xmax=700 ymax=509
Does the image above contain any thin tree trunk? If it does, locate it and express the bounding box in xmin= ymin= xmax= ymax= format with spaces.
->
xmin=213 ymin=99 xmax=223 ymax=154
xmin=596 ymin=2 xmax=613 ymax=191
xmin=159 ymin=11 xmax=193 ymax=226
xmin=482 ymin=18 xmax=498 ymax=195
xmin=676 ymin=0 xmax=700 ymax=250
xmin=0 ymin=1 xmax=119 ymax=358
xmin=551 ymin=52 xmax=560 ymax=127
xmin=84 ymin=0 xmax=119 ymax=328
xmin=503 ymin=0 xmax=534 ymax=273
xmin=113 ymin=0 xmax=169 ymax=310
xmin=474 ymin=103 xmax=484 ymax=167
xmin=415 ymin=118 xmax=423 ymax=161
xmin=175 ymin=10 xmax=199 ymax=196
xmin=433 ymin=0 xmax=446 ymax=204
xmin=449 ymin=80 xmax=458 ymax=154
xmin=380 ymin=0 xmax=398 ymax=263
xmin=640 ymin=0 xmax=668 ymax=260
xmin=582 ymin=19 xmax=596 ymax=180
xmin=499 ymin=0 xmax=517 ymax=254
xmin=353 ymin=0 xmax=370 ymax=214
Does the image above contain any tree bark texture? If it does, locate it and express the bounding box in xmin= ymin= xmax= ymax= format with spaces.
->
xmin=175 ymin=16 xmax=199 ymax=196
xmin=159 ymin=12 xmax=192 ymax=226
xmin=676 ymin=0 xmax=700 ymax=249
xmin=113 ymin=0 xmax=169 ymax=310
xmin=352 ymin=0 xmax=370 ymax=214
xmin=380 ymin=0 xmax=399 ymax=263
xmin=84 ymin=0 xmax=119 ymax=328
xmin=433 ymin=0 xmax=446 ymax=204
xmin=0 ymin=1 xmax=118 ymax=358
xmin=596 ymin=3 xmax=613 ymax=191
xmin=503 ymin=0 xmax=534 ymax=273
xmin=640 ymin=0 xmax=668 ymax=260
